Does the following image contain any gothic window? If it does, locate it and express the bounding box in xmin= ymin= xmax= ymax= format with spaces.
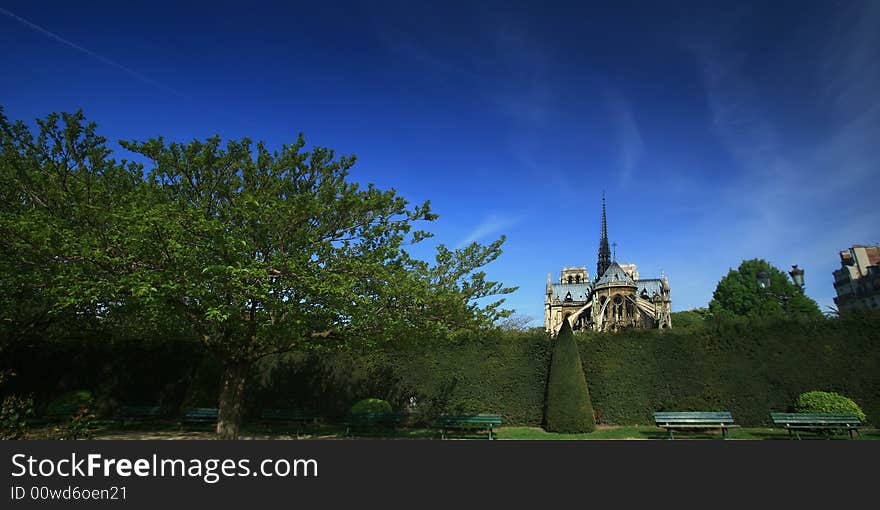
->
xmin=568 ymin=276 xmax=573 ymax=284
xmin=576 ymin=275 xmax=581 ymax=284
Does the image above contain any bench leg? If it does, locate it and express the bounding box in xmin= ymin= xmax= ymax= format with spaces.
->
xmin=722 ymin=427 xmax=729 ymax=440
xmin=441 ymin=427 xmax=447 ymax=440
xmin=668 ymin=429 xmax=674 ymax=440
xmin=488 ymin=425 xmax=494 ymax=440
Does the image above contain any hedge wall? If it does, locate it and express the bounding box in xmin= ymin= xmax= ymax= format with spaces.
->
xmin=578 ymin=316 xmax=880 ymax=426
xmin=2 ymin=316 xmax=878 ymax=428
xmin=387 ymin=330 xmax=551 ymax=425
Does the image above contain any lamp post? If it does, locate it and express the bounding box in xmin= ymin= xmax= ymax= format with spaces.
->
xmin=789 ymin=265 xmax=805 ymax=290
xmin=756 ymin=265 xmax=806 ymax=315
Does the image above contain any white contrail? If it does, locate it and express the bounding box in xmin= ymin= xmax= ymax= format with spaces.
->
xmin=0 ymin=7 xmax=185 ymax=97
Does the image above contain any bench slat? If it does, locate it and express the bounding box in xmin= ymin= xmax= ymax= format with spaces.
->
xmin=770 ymin=413 xmax=861 ymax=425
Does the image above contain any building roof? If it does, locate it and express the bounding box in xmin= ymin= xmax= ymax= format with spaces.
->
xmin=636 ymin=278 xmax=665 ymax=298
xmin=594 ymin=262 xmax=637 ymax=287
xmin=549 ymin=283 xmax=592 ymax=302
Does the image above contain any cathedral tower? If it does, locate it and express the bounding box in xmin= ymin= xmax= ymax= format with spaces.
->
xmin=596 ymin=192 xmax=612 ymax=279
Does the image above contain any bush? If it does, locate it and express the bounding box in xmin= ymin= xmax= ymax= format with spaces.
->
xmin=578 ymin=315 xmax=880 ymax=426
xmin=388 ymin=329 xmax=550 ymax=426
xmin=3 ymin=315 xmax=880 ymax=428
xmin=545 ymin=321 xmax=595 ymax=433
xmin=794 ymin=391 xmax=866 ymax=422
xmin=1 ymin=394 xmax=35 ymax=439
xmin=350 ymin=398 xmax=392 ymax=415
xmin=46 ymin=390 xmax=93 ymax=417
xmin=62 ymin=406 xmax=96 ymax=440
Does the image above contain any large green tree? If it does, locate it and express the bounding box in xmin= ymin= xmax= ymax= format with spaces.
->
xmin=1 ymin=108 xmax=516 ymax=438
xmin=709 ymin=259 xmax=822 ymax=319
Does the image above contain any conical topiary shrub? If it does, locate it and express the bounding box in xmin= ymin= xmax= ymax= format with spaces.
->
xmin=545 ymin=320 xmax=596 ymax=433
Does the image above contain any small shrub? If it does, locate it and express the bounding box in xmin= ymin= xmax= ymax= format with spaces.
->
xmin=62 ymin=406 xmax=96 ymax=440
xmin=794 ymin=391 xmax=866 ymax=422
xmin=46 ymin=390 xmax=94 ymax=417
xmin=1 ymin=394 xmax=35 ymax=439
xmin=350 ymin=398 xmax=392 ymax=415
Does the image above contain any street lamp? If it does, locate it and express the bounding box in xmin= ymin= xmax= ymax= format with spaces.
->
xmin=789 ymin=265 xmax=805 ymax=290
xmin=756 ymin=265 xmax=806 ymax=315
xmin=757 ymin=271 xmax=771 ymax=290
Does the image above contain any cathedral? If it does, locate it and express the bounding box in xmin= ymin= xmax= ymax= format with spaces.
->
xmin=544 ymin=196 xmax=672 ymax=334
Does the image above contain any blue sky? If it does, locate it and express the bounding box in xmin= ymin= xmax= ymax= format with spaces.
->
xmin=2 ymin=1 xmax=878 ymax=323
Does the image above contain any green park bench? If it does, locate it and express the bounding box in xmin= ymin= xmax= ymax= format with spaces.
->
xmin=770 ymin=412 xmax=863 ymax=439
xmin=344 ymin=412 xmax=406 ymax=436
xmin=260 ymin=409 xmax=318 ymax=436
xmin=183 ymin=407 xmax=219 ymax=426
xmin=437 ymin=414 xmax=503 ymax=440
xmin=117 ymin=405 xmax=163 ymax=423
xmin=654 ymin=411 xmax=740 ymax=439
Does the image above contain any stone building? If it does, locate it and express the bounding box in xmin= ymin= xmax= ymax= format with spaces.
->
xmin=544 ymin=196 xmax=671 ymax=334
xmin=833 ymin=244 xmax=880 ymax=312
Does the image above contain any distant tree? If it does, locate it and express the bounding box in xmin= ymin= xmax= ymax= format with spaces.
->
xmin=545 ymin=320 xmax=595 ymax=433
xmin=670 ymin=307 xmax=711 ymax=329
xmin=497 ymin=314 xmax=536 ymax=331
xmin=708 ymin=259 xmax=822 ymax=319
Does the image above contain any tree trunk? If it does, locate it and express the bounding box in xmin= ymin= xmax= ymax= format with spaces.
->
xmin=216 ymin=359 xmax=250 ymax=439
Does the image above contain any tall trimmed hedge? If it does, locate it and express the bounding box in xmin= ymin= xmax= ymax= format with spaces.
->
xmin=577 ymin=316 xmax=880 ymax=426
xmin=2 ymin=316 xmax=879 ymax=428
xmin=545 ymin=321 xmax=595 ymax=433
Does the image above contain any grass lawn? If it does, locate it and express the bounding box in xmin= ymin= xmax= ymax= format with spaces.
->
xmin=24 ymin=419 xmax=879 ymax=440
xmin=497 ymin=426 xmax=880 ymax=440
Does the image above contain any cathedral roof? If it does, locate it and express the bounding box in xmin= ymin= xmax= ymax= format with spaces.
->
xmin=636 ymin=278 xmax=664 ymax=297
xmin=549 ymin=283 xmax=592 ymax=302
xmin=595 ymin=262 xmax=637 ymax=287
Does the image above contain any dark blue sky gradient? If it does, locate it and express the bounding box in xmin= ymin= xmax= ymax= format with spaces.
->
xmin=2 ymin=1 xmax=878 ymax=321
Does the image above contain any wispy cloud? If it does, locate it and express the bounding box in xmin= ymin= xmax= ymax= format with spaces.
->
xmin=682 ymin=2 xmax=880 ymax=310
xmin=0 ymin=7 xmax=185 ymax=97
xmin=603 ymin=88 xmax=644 ymax=184
xmin=456 ymin=213 xmax=522 ymax=248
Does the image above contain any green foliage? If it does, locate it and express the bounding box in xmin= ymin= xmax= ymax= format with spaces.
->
xmin=0 ymin=394 xmax=35 ymax=439
xmin=387 ymin=329 xmax=551 ymax=426
xmin=62 ymin=406 xmax=96 ymax=440
xmin=670 ymin=308 xmax=711 ymax=329
xmin=350 ymin=398 xmax=392 ymax=414
xmin=578 ymin=315 xmax=880 ymax=426
xmin=709 ymin=259 xmax=822 ymax=319
xmin=0 ymin=108 xmax=516 ymax=438
xmin=46 ymin=390 xmax=94 ymax=416
xmin=5 ymin=316 xmax=880 ymax=429
xmin=545 ymin=321 xmax=596 ymax=433
xmin=794 ymin=391 xmax=866 ymax=422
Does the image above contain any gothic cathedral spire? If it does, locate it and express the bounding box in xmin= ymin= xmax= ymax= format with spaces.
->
xmin=597 ymin=192 xmax=611 ymax=279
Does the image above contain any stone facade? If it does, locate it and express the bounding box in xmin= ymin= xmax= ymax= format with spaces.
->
xmin=543 ymin=196 xmax=672 ymax=334
xmin=833 ymin=245 xmax=880 ymax=313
